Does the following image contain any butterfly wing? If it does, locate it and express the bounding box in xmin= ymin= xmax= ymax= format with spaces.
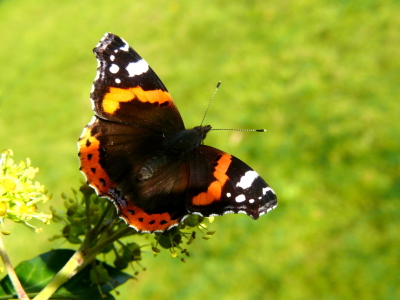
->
xmin=78 ymin=33 xmax=188 ymax=232
xmin=79 ymin=116 xmax=193 ymax=232
xmin=185 ymin=146 xmax=277 ymax=218
xmin=91 ymin=33 xmax=184 ymax=132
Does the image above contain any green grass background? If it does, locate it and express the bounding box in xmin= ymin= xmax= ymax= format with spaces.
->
xmin=1 ymin=0 xmax=399 ymax=299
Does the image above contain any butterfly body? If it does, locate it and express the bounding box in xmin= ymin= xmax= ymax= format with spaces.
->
xmin=78 ymin=33 xmax=277 ymax=232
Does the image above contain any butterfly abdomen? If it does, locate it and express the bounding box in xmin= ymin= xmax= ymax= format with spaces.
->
xmin=137 ymin=155 xmax=168 ymax=181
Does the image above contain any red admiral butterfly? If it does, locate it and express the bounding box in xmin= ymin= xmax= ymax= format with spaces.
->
xmin=78 ymin=33 xmax=277 ymax=233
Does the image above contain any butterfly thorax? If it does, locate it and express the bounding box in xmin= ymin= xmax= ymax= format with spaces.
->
xmin=166 ymin=125 xmax=211 ymax=154
xmin=137 ymin=125 xmax=211 ymax=181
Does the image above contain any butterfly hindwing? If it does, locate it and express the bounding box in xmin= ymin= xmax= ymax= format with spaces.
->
xmin=186 ymin=146 xmax=277 ymax=218
xmin=78 ymin=115 xmax=191 ymax=232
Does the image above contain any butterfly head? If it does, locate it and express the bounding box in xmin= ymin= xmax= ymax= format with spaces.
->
xmin=165 ymin=125 xmax=212 ymax=155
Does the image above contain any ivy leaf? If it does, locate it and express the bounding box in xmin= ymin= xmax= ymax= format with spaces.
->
xmin=0 ymin=249 xmax=133 ymax=299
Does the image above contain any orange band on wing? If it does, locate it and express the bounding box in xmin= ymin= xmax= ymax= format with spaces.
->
xmin=102 ymin=87 xmax=172 ymax=114
xmin=120 ymin=203 xmax=179 ymax=232
xmin=78 ymin=126 xmax=116 ymax=194
xmin=192 ymin=153 xmax=231 ymax=206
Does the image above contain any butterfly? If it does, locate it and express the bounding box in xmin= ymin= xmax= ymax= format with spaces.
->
xmin=78 ymin=33 xmax=277 ymax=233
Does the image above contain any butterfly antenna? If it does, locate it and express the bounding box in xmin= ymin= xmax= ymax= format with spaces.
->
xmin=201 ymin=81 xmax=266 ymax=132
xmin=212 ymin=128 xmax=266 ymax=132
xmin=200 ymin=81 xmax=221 ymax=127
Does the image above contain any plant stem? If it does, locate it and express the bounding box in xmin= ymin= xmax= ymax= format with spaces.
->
xmin=32 ymin=250 xmax=84 ymax=300
xmin=32 ymin=226 xmax=134 ymax=300
xmin=0 ymin=233 xmax=30 ymax=300
xmin=76 ymin=226 xmax=134 ymax=272
xmin=90 ymin=201 xmax=114 ymax=238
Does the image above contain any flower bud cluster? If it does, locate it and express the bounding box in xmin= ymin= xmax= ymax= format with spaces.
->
xmin=0 ymin=150 xmax=51 ymax=232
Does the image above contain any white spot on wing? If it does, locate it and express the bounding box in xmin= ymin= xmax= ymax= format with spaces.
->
xmin=119 ymin=38 xmax=130 ymax=51
xmin=110 ymin=55 xmax=115 ymax=61
xmin=249 ymin=199 xmax=255 ymax=204
xmin=180 ymin=214 xmax=190 ymax=222
xmin=115 ymin=78 xmax=121 ymax=84
xmin=87 ymin=116 xmax=97 ymax=126
xmin=90 ymin=98 xmax=95 ymax=110
xmin=235 ymin=194 xmax=246 ymax=203
xmin=191 ymin=212 xmax=204 ymax=217
xmin=236 ymin=171 xmax=259 ymax=189
xmin=263 ymin=187 xmax=275 ymax=196
xmin=222 ymin=210 xmax=234 ymax=215
xmin=100 ymin=33 xmax=108 ymax=42
xmin=209 ymin=213 xmax=222 ymax=217
xmin=109 ymin=64 xmax=119 ymax=74
xmin=94 ymin=69 xmax=100 ymax=81
xmin=226 ymin=192 xmax=231 ymax=197
xmin=259 ymin=203 xmax=278 ymax=217
xmin=126 ymin=59 xmax=149 ymax=77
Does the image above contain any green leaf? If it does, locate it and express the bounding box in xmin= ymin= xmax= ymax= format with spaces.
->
xmin=0 ymin=249 xmax=133 ymax=299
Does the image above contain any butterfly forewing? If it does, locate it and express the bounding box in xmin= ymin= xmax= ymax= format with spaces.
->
xmin=91 ymin=33 xmax=184 ymax=133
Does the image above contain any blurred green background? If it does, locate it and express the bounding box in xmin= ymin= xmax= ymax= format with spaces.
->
xmin=1 ymin=0 xmax=399 ymax=299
